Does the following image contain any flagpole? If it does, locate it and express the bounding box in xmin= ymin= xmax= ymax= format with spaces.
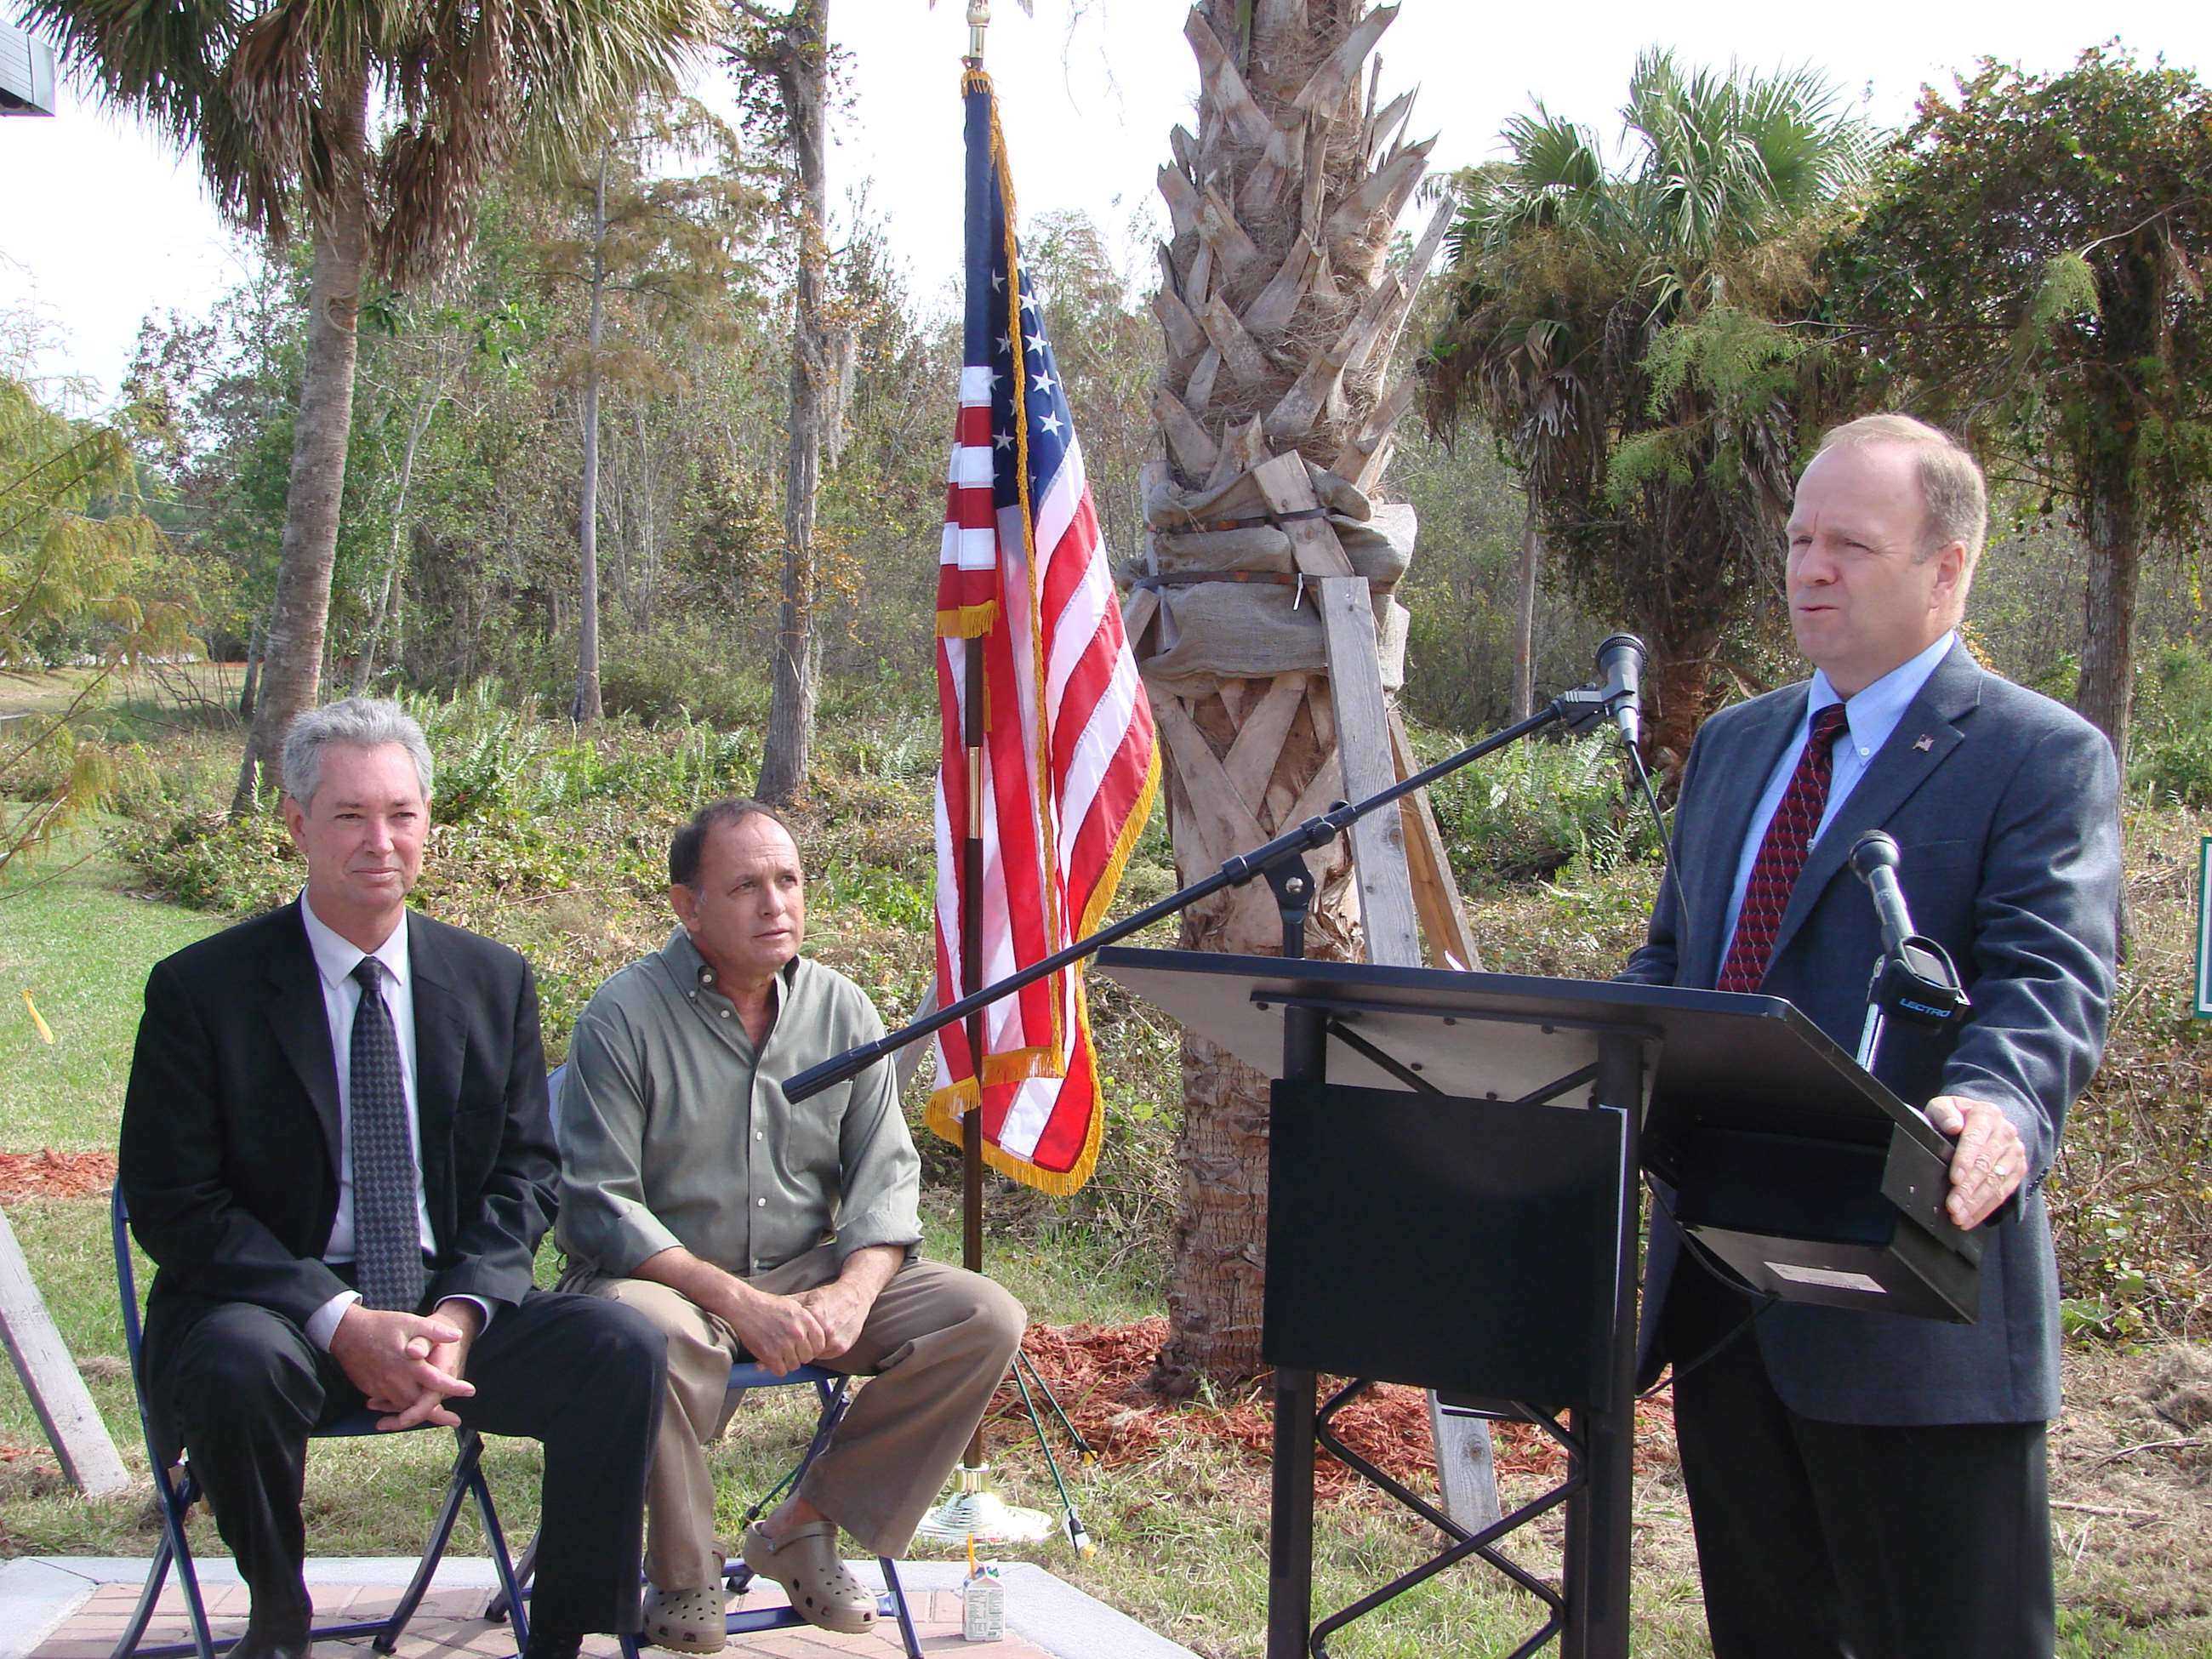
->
xmin=959 ymin=0 xmax=992 ymax=1484
xmin=959 ymin=0 xmax=992 ymax=1482
xmin=915 ymin=0 xmax=1060 ymax=1549
xmin=962 ymin=631 xmax=987 ymax=1473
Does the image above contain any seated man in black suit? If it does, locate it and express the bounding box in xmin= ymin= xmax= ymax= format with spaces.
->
xmin=120 ymin=698 xmax=666 ymax=1659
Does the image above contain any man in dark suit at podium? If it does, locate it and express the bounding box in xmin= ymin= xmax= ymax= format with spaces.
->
xmin=1620 ymin=413 xmax=2122 ymax=1658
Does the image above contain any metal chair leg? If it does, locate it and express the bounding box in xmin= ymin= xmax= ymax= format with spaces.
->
xmin=112 ymin=1467 xmax=222 ymax=1659
xmin=484 ymin=1527 xmax=539 ymax=1622
xmin=109 ymin=1530 xmax=181 ymax=1659
xmin=880 ymin=1558 xmax=923 ymax=1659
xmin=470 ymin=1459 xmax=529 ymax=1656
xmin=371 ymin=1428 xmax=482 ymax=1654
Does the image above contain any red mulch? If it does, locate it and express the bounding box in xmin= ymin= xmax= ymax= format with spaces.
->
xmin=990 ymin=1317 xmax=1678 ymax=1502
xmin=0 ymin=1149 xmax=116 ymax=1203
xmin=0 ymin=1439 xmax=56 ymax=1473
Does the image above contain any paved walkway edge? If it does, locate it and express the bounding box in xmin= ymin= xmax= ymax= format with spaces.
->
xmin=0 ymin=1558 xmax=1199 ymax=1659
xmin=0 ymin=1559 xmax=104 ymax=1659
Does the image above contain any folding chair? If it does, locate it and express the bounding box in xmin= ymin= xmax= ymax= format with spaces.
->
xmin=487 ymin=1361 xmax=924 ymax=1659
xmin=110 ymin=1185 xmax=533 ymax=1659
xmin=515 ymin=1067 xmax=923 ymax=1656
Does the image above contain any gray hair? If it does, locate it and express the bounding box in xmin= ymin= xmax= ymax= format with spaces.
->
xmin=1813 ymin=413 xmax=1989 ymax=579
xmin=279 ymin=698 xmax=435 ymax=807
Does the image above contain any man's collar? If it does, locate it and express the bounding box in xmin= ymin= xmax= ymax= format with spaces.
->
xmin=1808 ymin=630 xmax=1958 ymax=744
xmin=656 ymin=926 xmax=801 ymax=998
xmin=299 ymin=891 xmax=410 ymax=991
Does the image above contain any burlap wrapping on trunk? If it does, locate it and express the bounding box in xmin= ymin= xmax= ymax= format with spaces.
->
xmin=1130 ymin=465 xmax=1416 ymax=687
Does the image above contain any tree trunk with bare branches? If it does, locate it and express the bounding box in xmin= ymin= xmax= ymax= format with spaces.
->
xmin=755 ymin=0 xmax=830 ymax=805
xmin=1141 ymin=2 xmax=1451 ymax=1389
xmin=573 ymin=145 xmax=612 ymax=725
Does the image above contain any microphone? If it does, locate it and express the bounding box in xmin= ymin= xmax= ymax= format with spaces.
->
xmin=1847 ymin=830 xmax=1917 ymax=960
xmin=1595 ymin=633 xmax=1645 ymax=748
xmin=1847 ymin=830 xmax=1970 ymax=1075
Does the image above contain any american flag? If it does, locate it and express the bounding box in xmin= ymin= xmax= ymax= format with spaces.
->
xmin=927 ymin=70 xmax=1159 ymax=1194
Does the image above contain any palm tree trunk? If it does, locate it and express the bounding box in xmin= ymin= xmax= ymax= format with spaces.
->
xmin=756 ymin=0 xmax=830 ymax=803
xmin=1648 ymin=619 xmax=1721 ymax=773
xmin=231 ymin=74 xmax=371 ymax=814
xmin=1148 ymin=3 xmax=1450 ymax=1388
xmin=573 ymin=144 xmax=610 ymax=726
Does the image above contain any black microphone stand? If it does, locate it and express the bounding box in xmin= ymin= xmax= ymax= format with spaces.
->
xmin=782 ymin=642 xmax=1642 ymax=1659
xmin=783 ymin=664 xmax=1638 ymax=1106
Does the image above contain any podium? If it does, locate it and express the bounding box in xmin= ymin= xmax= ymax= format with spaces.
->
xmin=1095 ymin=947 xmax=1981 ymax=1659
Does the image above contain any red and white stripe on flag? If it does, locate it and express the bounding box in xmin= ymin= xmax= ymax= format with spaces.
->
xmin=927 ymin=71 xmax=1158 ymax=1195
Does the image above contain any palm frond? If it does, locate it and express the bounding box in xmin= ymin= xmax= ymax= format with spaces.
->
xmin=25 ymin=0 xmax=718 ymax=286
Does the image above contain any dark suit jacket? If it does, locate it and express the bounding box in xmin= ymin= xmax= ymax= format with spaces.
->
xmin=1621 ymin=642 xmax=2120 ymax=1425
xmin=119 ymin=900 xmax=556 ymax=1456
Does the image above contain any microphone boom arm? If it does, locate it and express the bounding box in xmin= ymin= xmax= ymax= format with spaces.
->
xmin=784 ymin=670 xmax=1641 ymax=1104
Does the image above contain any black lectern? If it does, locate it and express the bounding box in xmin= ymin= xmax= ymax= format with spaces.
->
xmin=1095 ymin=947 xmax=1981 ymax=1659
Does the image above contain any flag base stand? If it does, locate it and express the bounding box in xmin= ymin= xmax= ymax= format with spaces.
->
xmin=913 ymin=1464 xmax=1055 ymax=1546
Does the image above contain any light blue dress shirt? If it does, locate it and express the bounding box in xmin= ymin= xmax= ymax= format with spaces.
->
xmin=1718 ymin=632 xmax=1958 ymax=966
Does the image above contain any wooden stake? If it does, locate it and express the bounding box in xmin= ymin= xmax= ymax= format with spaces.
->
xmin=0 ymin=1204 xmax=128 ymax=1497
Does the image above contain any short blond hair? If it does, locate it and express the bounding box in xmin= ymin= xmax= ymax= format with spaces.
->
xmin=1814 ymin=413 xmax=1988 ymax=581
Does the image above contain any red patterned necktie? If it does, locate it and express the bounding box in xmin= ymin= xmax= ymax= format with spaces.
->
xmin=1717 ymin=703 xmax=1852 ymax=993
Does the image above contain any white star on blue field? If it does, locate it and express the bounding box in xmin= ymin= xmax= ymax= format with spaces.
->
xmin=985 ymin=253 xmax=1077 ymax=510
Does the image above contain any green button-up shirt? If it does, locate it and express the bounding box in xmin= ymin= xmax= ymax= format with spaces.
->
xmin=554 ymin=928 xmax=921 ymax=1286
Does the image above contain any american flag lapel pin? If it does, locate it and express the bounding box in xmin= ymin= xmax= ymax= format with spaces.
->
xmin=1913 ymin=733 xmax=1934 ymax=752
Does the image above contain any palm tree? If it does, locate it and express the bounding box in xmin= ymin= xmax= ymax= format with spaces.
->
xmin=26 ymin=0 xmax=715 ymax=808
xmin=1139 ymin=2 xmax=1457 ymax=1390
xmin=1422 ymin=51 xmax=1870 ymax=766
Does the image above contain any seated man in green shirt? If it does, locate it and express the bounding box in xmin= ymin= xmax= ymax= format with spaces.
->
xmin=555 ymin=798 xmax=1025 ymax=1649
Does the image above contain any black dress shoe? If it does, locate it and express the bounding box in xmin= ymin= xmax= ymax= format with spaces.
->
xmin=521 ymin=1626 xmax=584 ymax=1659
xmin=228 ymin=1625 xmax=310 ymax=1659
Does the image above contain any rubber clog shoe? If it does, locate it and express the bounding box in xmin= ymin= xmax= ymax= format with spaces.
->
xmin=738 ymin=1520 xmax=878 ymax=1635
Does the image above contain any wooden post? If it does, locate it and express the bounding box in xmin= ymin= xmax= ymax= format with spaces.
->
xmin=1310 ymin=579 xmax=1503 ymax=1536
xmin=1314 ymin=578 xmax=1421 ymax=956
xmin=1389 ymin=708 xmax=1483 ymax=972
xmin=0 ymin=1204 xmax=129 ymax=1497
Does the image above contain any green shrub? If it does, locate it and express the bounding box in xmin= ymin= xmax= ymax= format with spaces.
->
xmin=1419 ymin=729 xmax=1665 ymax=889
xmin=2131 ymin=643 xmax=2212 ymax=806
xmin=592 ymin=621 xmax=772 ymax=731
xmin=117 ymin=808 xmax=301 ymax=915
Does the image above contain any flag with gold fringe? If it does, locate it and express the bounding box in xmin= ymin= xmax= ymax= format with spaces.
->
xmin=929 ymin=68 xmax=1159 ymax=1194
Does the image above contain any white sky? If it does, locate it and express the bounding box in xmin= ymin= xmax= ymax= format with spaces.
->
xmin=4 ymin=0 xmax=2209 ymax=409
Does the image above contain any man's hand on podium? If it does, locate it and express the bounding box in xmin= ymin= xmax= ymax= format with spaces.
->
xmin=1927 ymin=1094 xmax=2026 ymax=1229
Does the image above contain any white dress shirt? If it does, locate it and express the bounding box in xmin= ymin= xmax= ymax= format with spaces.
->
xmin=298 ymin=895 xmax=487 ymax=1348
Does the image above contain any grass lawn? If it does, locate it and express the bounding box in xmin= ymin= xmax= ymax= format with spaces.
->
xmin=0 ymin=839 xmax=1711 ymax=1657
xmin=1 ymin=700 xmax=2208 ymax=1656
xmin=0 ymin=835 xmax=223 ymax=1153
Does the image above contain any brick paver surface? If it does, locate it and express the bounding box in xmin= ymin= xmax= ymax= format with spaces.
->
xmin=33 ymin=1579 xmax=1051 ymax=1659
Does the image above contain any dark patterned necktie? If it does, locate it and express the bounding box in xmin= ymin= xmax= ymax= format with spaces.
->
xmin=1717 ymin=703 xmax=1853 ymax=993
xmin=350 ymin=957 xmax=426 ymax=1312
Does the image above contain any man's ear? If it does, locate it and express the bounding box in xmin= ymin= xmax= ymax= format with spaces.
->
xmin=668 ymin=884 xmax=697 ymax=931
xmin=1931 ymin=539 xmax=1969 ymax=614
xmin=281 ymin=795 xmax=307 ymax=852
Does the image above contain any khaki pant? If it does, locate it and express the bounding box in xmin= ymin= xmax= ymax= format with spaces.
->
xmin=573 ymin=1260 xmax=1023 ymax=1589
